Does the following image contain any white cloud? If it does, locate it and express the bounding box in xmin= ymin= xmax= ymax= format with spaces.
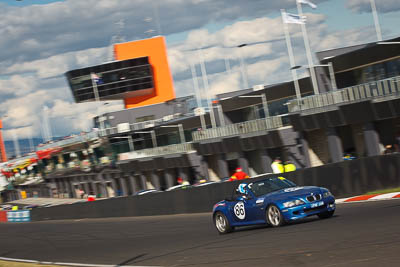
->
xmin=0 ymin=0 xmax=388 ymax=144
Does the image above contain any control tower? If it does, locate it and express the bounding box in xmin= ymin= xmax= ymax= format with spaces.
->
xmin=65 ymin=36 xmax=175 ymax=109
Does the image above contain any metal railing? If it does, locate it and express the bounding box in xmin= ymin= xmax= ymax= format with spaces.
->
xmin=288 ymin=76 xmax=400 ymax=114
xmin=192 ymin=116 xmax=285 ymax=141
xmin=37 ymin=131 xmax=99 ymax=150
xmin=118 ymin=143 xmax=195 ymax=160
xmin=101 ymin=112 xmax=198 ymax=137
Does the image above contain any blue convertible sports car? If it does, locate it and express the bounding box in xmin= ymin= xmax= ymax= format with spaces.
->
xmin=212 ymin=177 xmax=335 ymax=234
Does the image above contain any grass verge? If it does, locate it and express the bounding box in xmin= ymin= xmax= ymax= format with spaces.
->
xmin=366 ymin=187 xmax=400 ymax=195
xmin=0 ymin=260 xmax=64 ymax=267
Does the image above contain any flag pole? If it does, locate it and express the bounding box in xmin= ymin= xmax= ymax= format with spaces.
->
xmin=281 ymin=9 xmax=302 ymax=102
xmin=296 ymin=1 xmax=319 ymax=95
xmin=370 ymin=0 xmax=382 ymax=41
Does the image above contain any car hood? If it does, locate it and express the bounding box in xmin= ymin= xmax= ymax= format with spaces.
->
xmin=261 ymin=186 xmax=323 ymax=201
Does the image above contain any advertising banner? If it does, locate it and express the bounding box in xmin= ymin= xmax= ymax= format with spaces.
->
xmin=7 ymin=210 xmax=31 ymax=222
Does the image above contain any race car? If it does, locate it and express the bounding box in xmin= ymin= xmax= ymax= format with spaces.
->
xmin=212 ymin=177 xmax=335 ymax=234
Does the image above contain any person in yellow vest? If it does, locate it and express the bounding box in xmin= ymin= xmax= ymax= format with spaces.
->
xmin=271 ymin=158 xmax=284 ymax=174
xmin=284 ymin=160 xmax=297 ymax=172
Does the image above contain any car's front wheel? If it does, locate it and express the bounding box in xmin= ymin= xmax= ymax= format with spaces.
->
xmin=318 ymin=210 xmax=334 ymax=219
xmin=214 ymin=212 xmax=233 ymax=234
xmin=266 ymin=205 xmax=284 ymax=227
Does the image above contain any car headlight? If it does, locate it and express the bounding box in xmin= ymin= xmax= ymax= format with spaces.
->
xmin=323 ymin=191 xmax=333 ymax=198
xmin=283 ymin=199 xmax=305 ymax=208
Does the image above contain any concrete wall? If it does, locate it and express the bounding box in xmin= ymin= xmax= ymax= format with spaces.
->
xmin=306 ymin=129 xmax=330 ymax=167
xmin=30 ymin=154 xmax=400 ymax=222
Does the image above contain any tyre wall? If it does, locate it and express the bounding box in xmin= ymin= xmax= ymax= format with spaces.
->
xmin=31 ymin=154 xmax=400 ymax=221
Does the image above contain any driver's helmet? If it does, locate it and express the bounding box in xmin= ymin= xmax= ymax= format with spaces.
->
xmin=238 ymin=183 xmax=248 ymax=194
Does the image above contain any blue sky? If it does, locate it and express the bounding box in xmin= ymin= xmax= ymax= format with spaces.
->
xmin=0 ymin=0 xmax=399 ymax=142
xmin=2 ymin=0 xmax=65 ymax=6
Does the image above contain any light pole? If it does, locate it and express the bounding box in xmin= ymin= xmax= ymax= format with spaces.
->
xmin=160 ymin=124 xmax=185 ymax=144
xmin=198 ymin=48 xmax=217 ymax=129
xmin=135 ymin=130 xmax=158 ymax=148
xmin=370 ymin=0 xmax=382 ymax=41
xmin=237 ymin=44 xmax=249 ymax=89
xmin=189 ymin=58 xmax=207 ymax=130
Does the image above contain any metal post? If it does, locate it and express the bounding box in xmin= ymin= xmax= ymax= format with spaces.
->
xmin=200 ymin=113 xmax=206 ymax=130
xmin=370 ymin=0 xmax=382 ymax=41
xmin=224 ymin=56 xmax=232 ymax=74
xmin=238 ymin=45 xmax=249 ymax=89
xmin=296 ymin=2 xmax=319 ymax=95
xmin=28 ymin=128 xmax=34 ymax=152
xmin=127 ymin=135 xmax=134 ymax=151
xmin=151 ymin=130 xmax=157 ymax=148
xmin=198 ymin=49 xmax=217 ymax=128
xmin=328 ymin=62 xmax=337 ymax=91
xmin=178 ymin=124 xmax=185 ymax=143
xmin=91 ymin=72 xmax=105 ymax=136
xmin=189 ymin=60 xmax=203 ymax=109
xmin=217 ymin=104 xmax=225 ymax=127
xmin=12 ymin=131 xmax=21 ymax=158
xmin=261 ymin=94 xmax=270 ymax=118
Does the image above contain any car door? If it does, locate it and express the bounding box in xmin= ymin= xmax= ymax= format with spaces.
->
xmin=230 ymin=192 xmax=260 ymax=224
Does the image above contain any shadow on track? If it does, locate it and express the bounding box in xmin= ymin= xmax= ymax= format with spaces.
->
xmin=117 ymin=253 xmax=147 ymax=266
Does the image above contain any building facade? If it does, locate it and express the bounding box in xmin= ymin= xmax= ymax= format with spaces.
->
xmin=3 ymin=37 xmax=400 ymax=200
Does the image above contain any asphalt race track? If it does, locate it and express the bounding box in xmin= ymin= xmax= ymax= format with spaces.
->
xmin=0 ymin=200 xmax=400 ymax=267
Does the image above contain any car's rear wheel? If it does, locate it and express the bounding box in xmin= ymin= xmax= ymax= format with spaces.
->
xmin=214 ymin=212 xmax=233 ymax=234
xmin=318 ymin=210 xmax=334 ymax=219
xmin=266 ymin=205 xmax=284 ymax=227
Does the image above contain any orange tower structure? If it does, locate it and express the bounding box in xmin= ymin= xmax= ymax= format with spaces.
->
xmin=114 ymin=36 xmax=175 ymax=109
xmin=0 ymin=120 xmax=7 ymax=162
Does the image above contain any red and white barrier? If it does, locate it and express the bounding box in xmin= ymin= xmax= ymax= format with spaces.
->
xmin=336 ymin=192 xmax=400 ymax=203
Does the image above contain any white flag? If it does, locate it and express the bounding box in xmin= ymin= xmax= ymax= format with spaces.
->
xmin=297 ymin=0 xmax=317 ymax=9
xmin=282 ymin=12 xmax=306 ymax=24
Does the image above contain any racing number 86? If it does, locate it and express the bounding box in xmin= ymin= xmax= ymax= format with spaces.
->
xmin=234 ymin=202 xmax=245 ymax=220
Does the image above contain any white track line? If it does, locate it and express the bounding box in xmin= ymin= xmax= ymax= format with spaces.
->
xmin=0 ymin=256 xmax=160 ymax=267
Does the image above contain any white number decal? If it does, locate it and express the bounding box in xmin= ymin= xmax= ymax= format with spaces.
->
xmin=234 ymin=201 xmax=246 ymax=220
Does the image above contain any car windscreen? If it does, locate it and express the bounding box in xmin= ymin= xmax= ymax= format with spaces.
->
xmin=248 ymin=177 xmax=296 ymax=197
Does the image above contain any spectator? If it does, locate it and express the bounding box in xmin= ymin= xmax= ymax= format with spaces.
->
xmin=79 ymin=189 xmax=84 ymax=199
xmin=283 ymin=161 xmax=296 ymax=172
xmin=271 ymin=158 xmax=284 ymax=174
xmin=229 ymin=167 xmax=249 ymax=181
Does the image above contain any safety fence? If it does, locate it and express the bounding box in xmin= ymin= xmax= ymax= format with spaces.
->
xmin=192 ymin=115 xmax=285 ymax=141
xmin=118 ymin=143 xmax=195 ymax=160
xmin=38 ymin=131 xmax=99 ymax=150
xmin=101 ymin=112 xmax=198 ymax=136
xmin=288 ymin=76 xmax=400 ymax=114
xmin=30 ymin=153 xmax=400 ymax=221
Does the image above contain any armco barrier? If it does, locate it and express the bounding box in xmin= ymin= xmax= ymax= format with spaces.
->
xmin=31 ymin=153 xmax=400 ymax=221
xmin=7 ymin=210 xmax=31 ymax=222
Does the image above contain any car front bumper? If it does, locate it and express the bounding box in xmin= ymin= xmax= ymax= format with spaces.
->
xmin=281 ymin=198 xmax=336 ymax=221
